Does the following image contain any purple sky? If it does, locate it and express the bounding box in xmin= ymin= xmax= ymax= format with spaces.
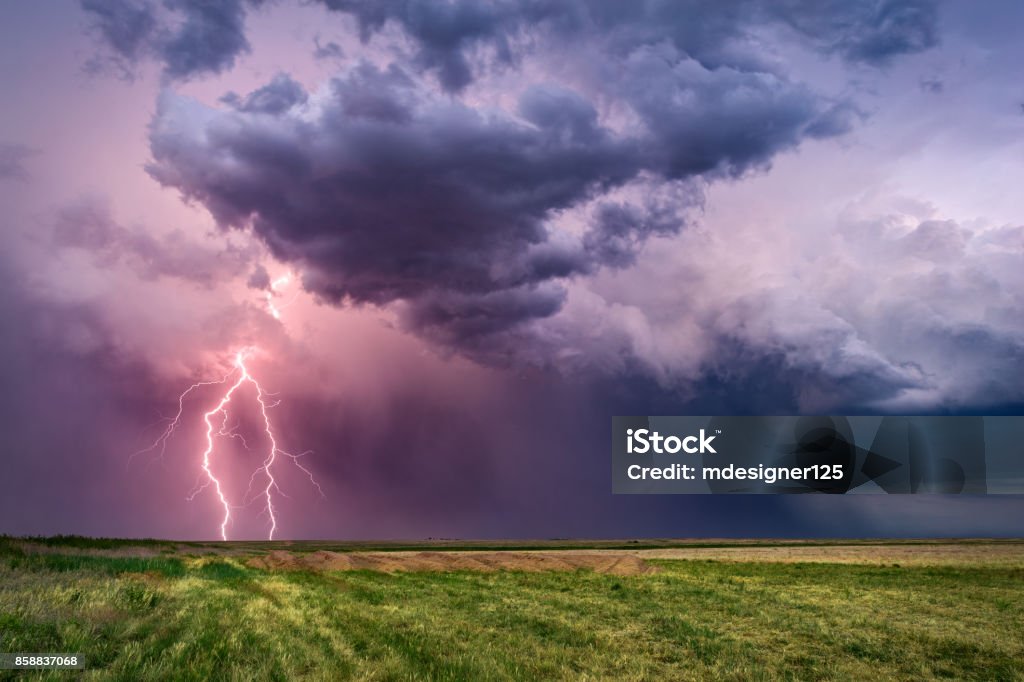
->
xmin=1 ymin=0 xmax=1022 ymax=540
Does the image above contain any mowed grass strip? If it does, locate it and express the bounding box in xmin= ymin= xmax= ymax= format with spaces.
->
xmin=0 ymin=545 xmax=1022 ymax=681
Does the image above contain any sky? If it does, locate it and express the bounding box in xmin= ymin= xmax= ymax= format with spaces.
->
xmin=0 ymin=0 xmax=1022 ymax=540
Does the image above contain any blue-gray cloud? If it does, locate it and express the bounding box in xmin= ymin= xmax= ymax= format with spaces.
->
xmin=81 ymin=0 xmax=939 ymax=86
xmin=100 ymin=0 xmax=966 ymax=403
xmin=138 ymin=1 xmax=938 ymax=366
xmin=320 ymin=0 xmax=939 ymax=92
xmin=221 ymin=73 xmax=308 ymax=115
xmin=770 ymin=0 xmax=938 ymax=66
xmin=146 ymin=48 xmax=850 ymax=349
xmin=81 ymin=0 xmax=157 ymax=64
xmin=82 ymin=0 xmax=261 ymax=80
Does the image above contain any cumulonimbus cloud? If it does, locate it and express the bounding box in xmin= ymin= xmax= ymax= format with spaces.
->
xmin=87 ymin=0 xmax=987 ymax=412
xmin=83 ymin=0 xmax=939 ymax=84
xmin=143 ymin=0 xmax=885 ymax=353
xmin=320 ymin=0 xmax=939 ymax=91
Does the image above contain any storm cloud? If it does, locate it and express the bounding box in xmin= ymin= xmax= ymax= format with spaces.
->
xmin=3 ymin=0 xmax=1024 ymax=542
xmin=83 ymin=0 xmax=939 ymax=87
xmin=79 ymin=0 xmax=942 ymax=367
xmin=565 ymin=207 xmax=1024 ymax=411
xmin=144 ymin=0 xmax=870 ymax=357
xmin=82 ymin=0 xmax=260 ymax=80
xmin=318 ymin=0 xmax=938 ymax=91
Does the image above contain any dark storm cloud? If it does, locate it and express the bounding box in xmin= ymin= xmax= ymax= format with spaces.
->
xmin=81 ymin=0 xmax=157 ymax=63
xmin=692 ymin=335 xmax=922 ymax=414
xmin=149 ymin=65 xmax=644 ymax=341
xmin=0 ymin=143 xmax=37 ymax=181
xmin=609 ymin=50 xmax=859 ymax=178
xmin=318 ymin=0 xmax=939 ymax=92
xmin=81 ymin=0 xmax=940 ymax=357
xmin=221 ymin=73 xmax=308 ymax=115
xmin=319 ymin=0 xmax=553 ymax=92
xmin=133 ymin=0 xmax=950 ymax=390
xmin=147 ymin=43 xmax=851 ymax=351
xmin=160 ymin=0 xmax=255 ymax=79
xmin=401 ymin=283 xmax=568 ymax=353
xmin=583 ymin=180 xmax=704 ymax=269
xmin=80 ymin=0 xmax=939 ymax=86
xmin=79 ymin=0 xmax=938 ymax=89
xmin=770 ymin=0 xmax=938 ymax=66
xmin=81 ymin=0 xmax=260 ymax=80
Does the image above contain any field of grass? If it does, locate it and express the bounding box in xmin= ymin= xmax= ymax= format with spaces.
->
xmin=1 ymin=538 xmax=1022 ymax=680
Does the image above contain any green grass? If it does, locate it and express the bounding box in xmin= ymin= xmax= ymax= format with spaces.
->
xmin=1 ymin=544 xmax=1022 ymax=680
xmin=1 ymin=536 xmax=174 ymax=552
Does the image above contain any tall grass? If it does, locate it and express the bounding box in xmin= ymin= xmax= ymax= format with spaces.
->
xmin=0 ymin=544 xmax=1022 ymax=680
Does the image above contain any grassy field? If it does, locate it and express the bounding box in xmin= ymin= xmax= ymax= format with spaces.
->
xmin=1 ymin=538 xmax=1022 ymax=680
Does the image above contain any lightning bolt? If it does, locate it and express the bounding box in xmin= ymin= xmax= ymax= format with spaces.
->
xmin=134 ymin=274 xmax=324 ymax=540
xmin=265 ymin=274 xmax=297 ymax=320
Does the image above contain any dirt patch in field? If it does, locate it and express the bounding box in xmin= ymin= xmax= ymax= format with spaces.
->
xmin=621 ymin=543 xmax=1024 ymax=566
xmin=247 ymin=550 xmax=658 ymax=575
